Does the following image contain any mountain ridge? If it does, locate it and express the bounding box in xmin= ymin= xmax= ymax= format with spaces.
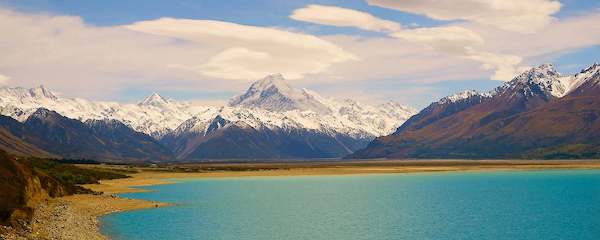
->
xmin=0 ymin=74 xmax=416 ymax=161
xmin=350 ymin=63 xmax=600 ymax=159
xmin=0 ymin=108 xmax=173 ymax=162
xmin=0 ymin=75 xmax=415 ymax=140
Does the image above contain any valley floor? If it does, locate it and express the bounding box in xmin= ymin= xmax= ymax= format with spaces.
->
xmin=5 ymin=159 xmax=600 ymax=240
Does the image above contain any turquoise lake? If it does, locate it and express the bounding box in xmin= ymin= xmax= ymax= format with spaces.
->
xmin=101 ymin=170 xmax=600 ymax=240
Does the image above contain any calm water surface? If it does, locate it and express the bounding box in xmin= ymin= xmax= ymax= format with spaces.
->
xmin=101 ymin=170 xmax=600 ymax=240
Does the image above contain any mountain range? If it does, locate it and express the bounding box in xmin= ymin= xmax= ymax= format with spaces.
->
xmin=350 ymin=63 xmax=600 ymax=159
xmin=3 ymin=63 xmax=598 ymax=161
xmin=0 ymin=74 xmax=416 ymax=161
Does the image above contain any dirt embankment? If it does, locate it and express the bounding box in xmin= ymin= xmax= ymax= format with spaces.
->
xmin=0 ymin=151 xmax=69 ymax=229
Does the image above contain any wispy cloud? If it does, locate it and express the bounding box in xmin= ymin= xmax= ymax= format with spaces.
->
xmin=291 ymin=4 xmax=401 ymax=32
xmin=466 ymin=11 xmax=600 ymax=58
xmin=1 ymin=2 xmax=598 ymax=106
xmin=289 ymin=5 xmax=525 ymax=81
xmin=0 ymin=8 xmax=356 ymax=100
xmin=390 ymin=26 xmax=526 ymax=80
xmin=367 ymin=0 xmax=562 ymax=33
xmin=126 ymin=18 xmax=357 ymax=80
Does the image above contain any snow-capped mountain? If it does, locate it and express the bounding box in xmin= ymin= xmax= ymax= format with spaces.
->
xmin=139 ymin=92 xmax=169 ymax=107
xmin=0 ymin=86 xmax=213 ymax=138
xmin=492 ymin=63 xmax=600 ymax=99
xmin=0 ymin=74 xmax=416 ymax=160
xmin=2 ymin=108 xmax=172 ymax=161
xmin=173 ymin=74 xmax=416 ymax=140
xmin=351 ymin=63 xmax=600 ymax=160
xmin=428 ymin=63 xmax=600 ymax=107
xmin=160 ymin=74 xmax=416 ymax=159
xmin=229 ymin=73 xmax=331 ymax=114
xmin=0 ymin=75 xmax=415 ymax=140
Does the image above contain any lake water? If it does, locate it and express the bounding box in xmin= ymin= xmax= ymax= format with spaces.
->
xmin=101 ymin=170 xmax=600 ymax=240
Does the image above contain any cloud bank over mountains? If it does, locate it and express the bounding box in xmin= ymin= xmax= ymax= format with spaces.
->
xmin=126 ymin=18 xmax=357 ymax=80
xmin=0 ymin=1 xmax=598 ymax=106
xmin=290 ymin=0 xmax=577 ymax=81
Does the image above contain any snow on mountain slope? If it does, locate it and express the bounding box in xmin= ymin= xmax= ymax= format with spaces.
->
xmin=559 ymin=62 xmax=600 ymax=95
xmin=434 ymin=63 xmax=600 ymax=107
xmin=490 ymin=64 xmax=600 ymax=99
xmin=165 ymin=74 xmax=418 ymax=138
xmin=0 ymin=75 xmax=416 ymax=141
xmin=229 ymin=73 xmax=331 ymax=114
xmin=492 ymin=64 xmax=568 ymax=99
xmin=183 ymin=75 xmax=418 ymax=139
xmin=0 ymin=86 xmax=213 ymax=138
xmin=439 ymin=90 xmax=491 ymax=104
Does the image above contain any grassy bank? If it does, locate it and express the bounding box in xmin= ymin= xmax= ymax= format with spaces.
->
xmin=0 ymin=151 xmax=128 ymax=229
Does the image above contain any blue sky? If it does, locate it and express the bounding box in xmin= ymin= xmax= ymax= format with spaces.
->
xmin=0 ymin=0 xmax=599 ymax=108
xmin=0 ymin=0 xmax=444 ymax=28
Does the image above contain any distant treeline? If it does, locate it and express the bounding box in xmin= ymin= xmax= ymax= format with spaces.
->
xmin=56 ymin=158 xmax=134 ymax=165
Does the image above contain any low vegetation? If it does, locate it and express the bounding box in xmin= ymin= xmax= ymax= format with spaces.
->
xmin=0 ymin=151 xmax=128 ymax=228
xmin=21 ymin=157 xmax=128 ymax=186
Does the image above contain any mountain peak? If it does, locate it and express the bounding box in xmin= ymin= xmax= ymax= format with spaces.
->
xmin=533 ymin=63 xmax=555 ymax=70
xmin=27 ymin=108 xmax=61 ymax=121
xmin=521 ymin=64 xmax=559 ymax=79
xmin=248 ymin=73 xmax=293 ymax=95
xmin=139 ymin=92 xmax=168 ymax=106
xmin=228 ymin=74 xmax=330 ymax=113
xmin=262 ymin=73 xmax=285 ymax=83
xmin=28 ymin=85 xmax=57 ymax=100
xmin=582 ymin=62 xmax=600 ymax=74
xmin=495 ymin=64 xmax=565 ymax=98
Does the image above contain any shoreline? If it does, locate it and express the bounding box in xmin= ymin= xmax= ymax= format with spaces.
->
xmin=30 ymin=160 xmax=600 ymax=239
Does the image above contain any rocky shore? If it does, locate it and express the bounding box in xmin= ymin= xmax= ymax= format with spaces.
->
xmin=0 ymin=191 xmax=168 ymax=240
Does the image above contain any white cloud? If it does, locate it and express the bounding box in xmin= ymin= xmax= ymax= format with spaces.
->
xmin=0 ymin=8 xmax=356 ymax=100
xmin=308 ymin=35 xmax=487 ymax=84
xmin=321 ymin=10 xmax=600 ymax=86
xmin=1 ymin=5 xmax=599 ymax=106
xmin=290 ymin=4 xmax=401 ymax=32
xmin=367 ymin=0 xmax=561 ymax=33
xmin=390 ymin=26 xmax=524 ymax=80
xmin=197 ymin=47 xmax=309 ymax=80
xmin=288 ymin=5 xmax=524 ymax=81
xmin=464 ymin=50 xmax=527 ymax=80
xmin=466 ymin=11 xmax=600 ymax=58
xmin=390 ymin=26 xmax=484 ymax=53
xmin=126 ymin=18 xmax=357 ymax=80
xmin=0 ymin=8 xmax=217 ymax=99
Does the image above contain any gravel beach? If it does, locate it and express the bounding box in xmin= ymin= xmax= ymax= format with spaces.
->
xmin=1 ymin=191 xmax=167 ymax=240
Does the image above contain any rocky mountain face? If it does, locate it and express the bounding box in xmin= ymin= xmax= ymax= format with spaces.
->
xmin=0 ymin=115 xmax=54 ymax=158
xmin=161 ymin=114 xmax=370 ymax=160
xmin=0 ymin=74 xmax=416 ymax=161
xmin=1 ymin=108 xmax=172 ymax=162
xmin=351 ymin=63 xmax=600 ymax=159
xmin=0 ymin=86 xmax=207 ymax=139
xmin=162 ymin=75 xmax=414 ymax=160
